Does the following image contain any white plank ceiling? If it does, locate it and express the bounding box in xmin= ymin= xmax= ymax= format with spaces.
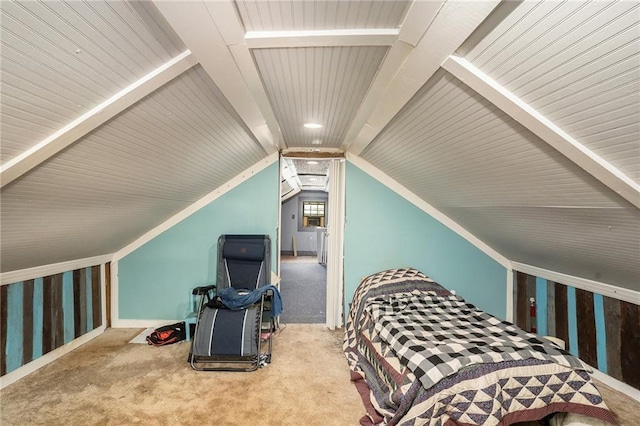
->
xmin=361 ymin=68 xmax=639 ymax=289
xmin=0 ymin=0 xmax=186 ymax=163
xmin=235 ymin=0 xmax=411 ymax=31
xmin=2 ymin=64 xmax=267 ymax=271
xmin=461 ymin=1 xmax=640 ymax=183
xmin=1 ymin=0 xmax=638 ymax=293
xmin=254 ymin=46 xmax=388 ymax=148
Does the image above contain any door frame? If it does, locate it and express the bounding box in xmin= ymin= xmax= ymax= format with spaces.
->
xmin=277 ymin=154 xmax=346 ymax=329
xmin=325 ymin=159 xmax=346 ymax=329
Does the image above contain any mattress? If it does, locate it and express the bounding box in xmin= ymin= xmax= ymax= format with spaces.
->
xmin=344 ymin=267 xmax=617 ymax=426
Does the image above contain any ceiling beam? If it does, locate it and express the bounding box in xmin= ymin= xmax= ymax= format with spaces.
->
xmin=339 ymin=0 xmax=446 ymax=154
xmin=281 ymin=151 xmax=345 ymax=159
xmin=244 ymin=29 xmax=399 ymax=48
xmin=443 ymin=55 xmax=640 ymax=209
xmin=205 ymin=0 xmax=284 ymax=149
xmin=0 ymin=51 xmax=197 ymax=188
xmin=343 ymin=0 xmax=501 ymax=155
xmin=153 ymin=0 xmax=282 ymax=153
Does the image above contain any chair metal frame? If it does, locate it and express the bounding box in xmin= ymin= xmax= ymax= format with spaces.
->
xmin=188 ymin=235 xmax=274 ymax=372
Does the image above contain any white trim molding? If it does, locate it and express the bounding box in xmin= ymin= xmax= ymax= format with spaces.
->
xmin=0 ymin=325 xmax=105 ymax=390
xmin=113 ymin=153 xmax=278 ymax=262
xmin=1 ymin=252 xmax=110 ymax=389
xmin=111 ymin=154 xmax=278 ymax=324
xmin=206 ymin=0 xmax=284 ymax=152
xmin=0 ymin=51 xmax=197 ymax=188
xmin=590 ymin=368 xmax=640 ymax=403
xmin=506 ymin=268 xmax=514 ymax=323
xmin=111 ymin=319 xmax=178 ymax=329
xmin=1 ymin=254 xmax=113 ymax=286
xmin=347 ymin=153 xmax=509 ymax=269
xmin=154 ymin=0 xmax=282 ymax=152
xmin=442 ymin=55 xmax=640 ymax=209
xmin=511 ymin=262 xmax=640 ymax=305
xmin=110 ymin=260 xmax=119 ymax=328
xmin=245 ymin=28 xmax=399 ymax=48
xmin=281 ymin=187 xmax=302 ymax=203
xmin=326 ymin=159 xmax=346 ymax=330
xmin=344 ymin=1 xmax=500 ymax=155
xmin=101 ymin=263 xmax=108 ymax=329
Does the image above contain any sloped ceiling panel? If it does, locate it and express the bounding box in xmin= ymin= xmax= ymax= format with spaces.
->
xmin=361 ymin=68 xmax=639 ymax=291
xmin=253 ymin=46 xmax=388 ymax=148
xmin=460 ymin=1 xmax=640 ymax=182
xmin=362 ymin=69 xmax=625 ymax=208
xmin=1 ymin=65 xmax=267 ymax=272
xmin=0 ymin=0 xmax=185 ymax=164
xmin=235 ymin=0 xmax=410 ymax=31
xmin=449 ymin=206 xmax=639 ymax=289
xmin=281 ymin=179 xmax=293 ymax=194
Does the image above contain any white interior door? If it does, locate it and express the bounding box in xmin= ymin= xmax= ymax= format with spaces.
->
xmin=326 ymin=159 xmax=346 ymax=329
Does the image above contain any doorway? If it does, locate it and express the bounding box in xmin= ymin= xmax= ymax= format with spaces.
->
xmin=278 ymin=155 xmax=345 ymax=328
xmin=279 ymin=255 xmax=327 ymax=323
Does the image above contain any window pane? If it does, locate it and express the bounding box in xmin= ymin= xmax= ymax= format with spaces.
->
xmin=302 ymin=201 xmax=326 ymax=227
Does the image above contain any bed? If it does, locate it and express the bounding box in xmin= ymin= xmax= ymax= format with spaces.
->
xmin=344 ymin=267 xmax=617 ymax=426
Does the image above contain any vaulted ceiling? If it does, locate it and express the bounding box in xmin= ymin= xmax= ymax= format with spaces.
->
xmin=1 ymin=1 xmax=638 ymax=291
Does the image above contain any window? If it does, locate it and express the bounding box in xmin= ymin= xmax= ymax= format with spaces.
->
xmin=302 ymin=201 xmax=325 ymax=228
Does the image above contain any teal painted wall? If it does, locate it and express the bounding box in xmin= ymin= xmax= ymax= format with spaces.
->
xmin=118 ymin=163 xmax=279 ymax=320
xmin=118 ymin=160 xmax=505 ymax=321
xmin=344 ymin=162 xmax=507 ymax=318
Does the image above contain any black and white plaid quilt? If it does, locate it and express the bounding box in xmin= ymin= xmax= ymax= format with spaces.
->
xmin=364 ymin=291 xmax=586 ymax=390
xmin=345 ymin=268 xmax=615 ymax=425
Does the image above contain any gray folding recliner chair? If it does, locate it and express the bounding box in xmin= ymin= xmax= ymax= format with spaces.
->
xmin=189 ymin=234 xmax=274 ymax=371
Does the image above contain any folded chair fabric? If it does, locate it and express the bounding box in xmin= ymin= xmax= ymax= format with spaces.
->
xmin=215 ymin=285 xmax=283 ymax=317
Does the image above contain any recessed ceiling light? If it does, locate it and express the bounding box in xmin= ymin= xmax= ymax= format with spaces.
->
xmin=311 ymin=139 xmax=322 ymax=145
xmin=307 ymin=161 xmax=319 ymax=165
xmin=304 ymin=123 xmax=322 ymax=129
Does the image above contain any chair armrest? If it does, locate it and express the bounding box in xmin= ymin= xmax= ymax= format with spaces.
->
xmin=192 ymin=284 xmax=216 ymax=295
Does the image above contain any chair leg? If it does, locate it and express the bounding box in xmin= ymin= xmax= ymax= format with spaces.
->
xmin=185 ymin=317 xmax=196 ymax=341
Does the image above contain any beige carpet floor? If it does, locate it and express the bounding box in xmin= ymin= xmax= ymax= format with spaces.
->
xmin=1 ymin=325 xmax=639 ymax=425
xmin=1 ymin=325 xmax=363 ymax=426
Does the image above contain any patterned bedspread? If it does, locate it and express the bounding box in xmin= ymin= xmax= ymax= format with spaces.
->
xmin=344 ymin=268 xmax=617 ymax=426
xmin=366 ymin=291 xmax=586 ymax=390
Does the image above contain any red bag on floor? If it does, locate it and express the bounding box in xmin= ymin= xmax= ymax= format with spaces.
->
xmin=146 ymin=322 xmax=186 ymax=346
